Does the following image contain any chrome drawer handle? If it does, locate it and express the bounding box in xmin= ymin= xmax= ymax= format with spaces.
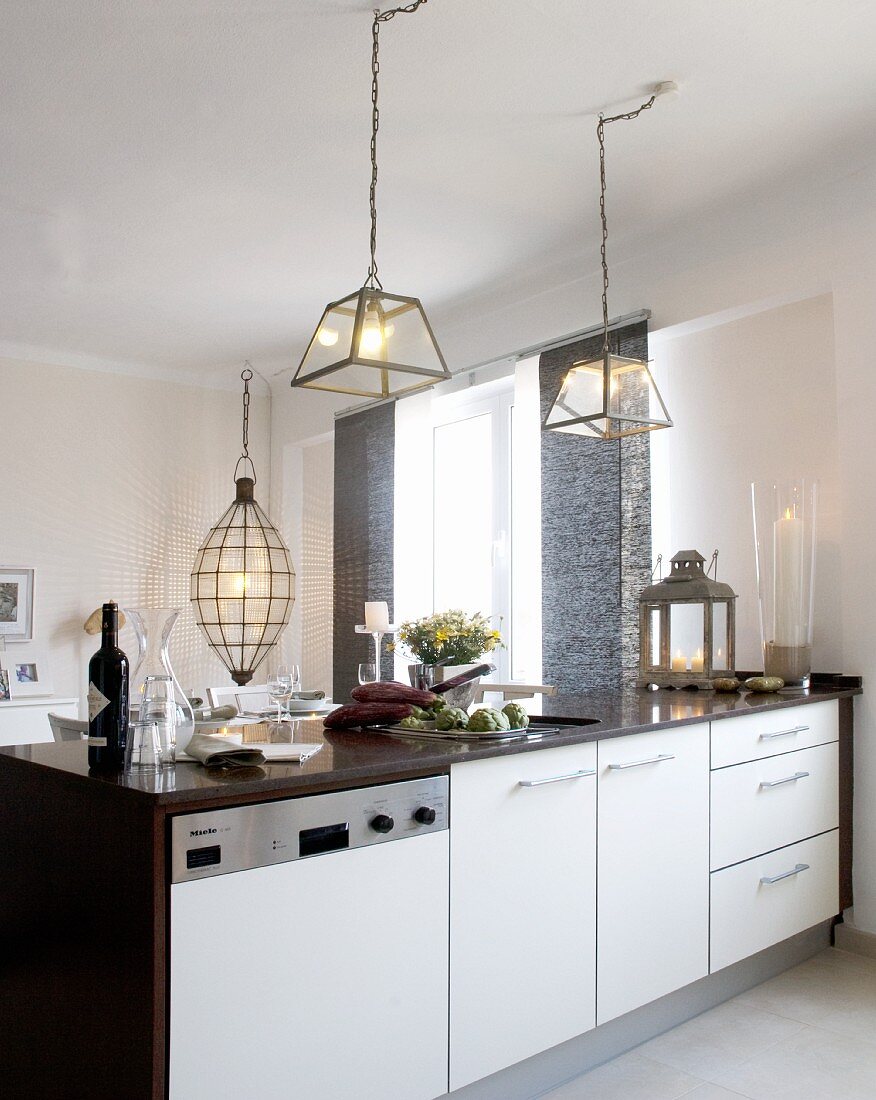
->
xmin=608 ymin=753 xmax=675 ymax=770
xmin=760 ymin=771 xmax=810 ymax=789
xmin=760 ymin=863 xmax=810 ymax=885
xmin=759 ymin=725 xmax=809 ymax=741
xmin=518 ymin=769 xmax=596 ymax=787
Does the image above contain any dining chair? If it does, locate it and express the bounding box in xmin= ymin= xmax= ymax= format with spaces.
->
xmin=48 ymin=712 xmax=89 ymax=742
xmin=206 ymin=684 xmax=271 ymax=712
xmin=473 ymin=683 xmax=558 ymax=703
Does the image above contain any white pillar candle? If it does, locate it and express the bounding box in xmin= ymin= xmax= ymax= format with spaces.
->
xmin=671 ymin=650 xmax=687 ymax=673
xmin=774 ymin=510 xmax=805 ymax=646
xmin=690 ymin=648 xmax=704 ymax=674
xmin=364 ymin=601 xmax=390 ymax=632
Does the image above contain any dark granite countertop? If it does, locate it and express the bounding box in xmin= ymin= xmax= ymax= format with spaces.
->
xmin=0 ymin=676 xmax=859 ymax=809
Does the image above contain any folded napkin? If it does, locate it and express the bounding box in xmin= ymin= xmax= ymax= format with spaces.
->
xmin=193 ymin=704 xmax=238 ymax=723
xmin=180 ymin=731 xmax=323 ymax=767
xmin=293 ymin=690 xmax=325 ymax=701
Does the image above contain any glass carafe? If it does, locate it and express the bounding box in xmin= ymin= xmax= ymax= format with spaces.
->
xmin=126 ymin=608 xmax=194 ymax=762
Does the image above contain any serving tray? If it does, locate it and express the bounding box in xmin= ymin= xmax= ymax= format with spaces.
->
xmin=372 ymin=722 xmax=563 ymax=744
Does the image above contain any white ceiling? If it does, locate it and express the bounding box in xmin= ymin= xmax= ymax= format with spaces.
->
xmin=2 ymin=0 xmax=876 ymax=385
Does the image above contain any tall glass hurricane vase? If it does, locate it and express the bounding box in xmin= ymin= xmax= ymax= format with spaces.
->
xmin=126 ymin=608 xmax=195 ymax=762
xmin=751 ymin=479 xmax=817 ymax=688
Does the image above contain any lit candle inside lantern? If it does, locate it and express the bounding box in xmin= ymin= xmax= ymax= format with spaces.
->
xmin=671 ymin=650 xmax=687 ymax=672
xmin=364 ymin=601 xmax=390 ymax=632
xmin=690 ymin=648 xmax=704 ymax=673
xmin=774 ymin=507 xmax=805 ymax=646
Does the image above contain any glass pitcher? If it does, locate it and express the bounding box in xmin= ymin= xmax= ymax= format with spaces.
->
xmin=125 ymin=608 xmax=195 ymax=763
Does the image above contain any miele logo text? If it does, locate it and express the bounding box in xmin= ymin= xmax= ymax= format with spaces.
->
xmin=190 ymin=828 xmax=218 ymax=837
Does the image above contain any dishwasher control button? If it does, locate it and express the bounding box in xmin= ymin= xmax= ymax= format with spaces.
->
xmin=413 ymin=806 xmax=436 ymax=825
xmin=370 ymin=814 xmax=395 ymax=834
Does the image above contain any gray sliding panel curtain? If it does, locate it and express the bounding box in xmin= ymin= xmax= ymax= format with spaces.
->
xmin=333 ymin=402 xmax=395 ymax=702
xmin=539 ymin=321 xmax=651 ymax=691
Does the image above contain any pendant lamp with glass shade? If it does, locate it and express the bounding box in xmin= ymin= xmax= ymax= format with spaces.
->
xmin=291 ymin=0 xmax=451 ymax=400
xmin=191 ymin=367 xmax=295 ymax=685
xmin=543 ymin=86 xmax=674 ymax=440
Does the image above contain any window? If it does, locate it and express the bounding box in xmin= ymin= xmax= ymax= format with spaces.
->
xmin=394 ymin=359 xmax=542 ymax=684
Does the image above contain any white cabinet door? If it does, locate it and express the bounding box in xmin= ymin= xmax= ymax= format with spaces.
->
xmin=0 ymin=699 xmax=78 ymax=746
xmin=450 ymin=744 xmax=597 ymax=1091
xmin=170 ymin=830 xmax=449 ymax=1100
xmin=597 ymin=724 xmax=710 ymax=1025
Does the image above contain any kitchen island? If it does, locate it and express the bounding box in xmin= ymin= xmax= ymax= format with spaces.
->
xmin=0 ymin=679 xmax=859 ymax=1100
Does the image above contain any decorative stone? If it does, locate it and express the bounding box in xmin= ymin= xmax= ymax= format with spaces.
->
xmin=712 ymin=677 xmax=741 ymax=692
xmin=744 ymin=676 xmax=785 ymax=693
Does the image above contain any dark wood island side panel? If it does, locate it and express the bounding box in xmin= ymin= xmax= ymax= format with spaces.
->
xmin=0 ymin=767 xmax=166 ymax=1100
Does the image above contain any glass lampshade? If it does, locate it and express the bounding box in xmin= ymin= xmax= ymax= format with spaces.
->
xmin=292 ymin=286 xmax=451 ymax=398
xmin=190 ymin=477 xmax=295 ymax=685
xmin=543 ymin=352 xmax=672 ymax=439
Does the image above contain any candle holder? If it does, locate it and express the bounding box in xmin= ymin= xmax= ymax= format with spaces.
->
xmin=355 ymin=624 xmax=398 ymax=683
xmin=638 ymin=550 xmax=737 ymax=689
xmin=751 ymin=479 xmax=817 ymax=689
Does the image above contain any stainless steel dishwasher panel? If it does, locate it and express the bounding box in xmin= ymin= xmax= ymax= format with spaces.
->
xmin=168 ymin=776 xmax=450 ymax=1100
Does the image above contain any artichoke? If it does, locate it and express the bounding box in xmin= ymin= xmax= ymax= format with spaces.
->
xmin=410 ymin=705 xmax=433 ymax=721
xmin=398 ymin=716 xmax=428 ymax=730
xmin=502 ymin=702 xmax=530 ymax=729
xmin=467 ymin=707 xmax=512 ymax=733
xmin=435 ymin=706 xmax=469 ymax=732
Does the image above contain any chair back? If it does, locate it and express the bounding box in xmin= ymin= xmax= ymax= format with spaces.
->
xmin=206 ymin=684 xmax=271 ymax=712
xmin=48 ymin=712 xmax=88 ymax=742
xmin=473 ymin=683 xmax=558 ymax=703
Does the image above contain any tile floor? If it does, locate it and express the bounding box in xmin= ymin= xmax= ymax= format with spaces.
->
xmin=541 ymin=948 xmax=876 ymax=1099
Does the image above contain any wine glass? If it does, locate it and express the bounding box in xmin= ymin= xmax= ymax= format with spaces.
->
xmin=358 ymin=662 xmax=377 ymax=685
xmin=267 ymin=673 xmax=293 ymax=722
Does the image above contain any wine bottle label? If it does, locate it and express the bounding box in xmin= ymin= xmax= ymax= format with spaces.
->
xmin=87 ymin=735 xmax=108 ymax=747
xmin=87 ymin=682 xmax=111 ymax=722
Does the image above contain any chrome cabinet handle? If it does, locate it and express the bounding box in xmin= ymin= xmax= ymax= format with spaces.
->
xmin=760 ymin=863 xmax=810 ymax=885
xmin=760 ymin=771 xmax=810 ymax=789
xmin=518 ymin=769 xmax=596 ymax=787
xmin=759 ymin=725 xmax=809 ymax=741
xmin=608 ymin=753 xmax=675 ymax=770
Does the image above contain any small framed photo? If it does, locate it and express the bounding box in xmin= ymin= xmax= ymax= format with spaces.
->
xmin=0 ymin=669 xmax=10 ymax=702
xmin=0 ymin=568 xmax=35 ymax=642
xmin=8 ymin=650 xmax=52 ymax=699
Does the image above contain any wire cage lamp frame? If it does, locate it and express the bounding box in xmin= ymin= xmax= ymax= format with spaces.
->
xmin=191 ymin=367 xmax=296 ymax=685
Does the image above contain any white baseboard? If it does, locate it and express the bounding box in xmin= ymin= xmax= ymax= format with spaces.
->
xmin=834 ymin=922 xmax=876 ymax=960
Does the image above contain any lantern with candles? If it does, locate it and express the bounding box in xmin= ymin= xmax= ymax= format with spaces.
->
xmin=638 ymin=550 xmax=737 ymax=689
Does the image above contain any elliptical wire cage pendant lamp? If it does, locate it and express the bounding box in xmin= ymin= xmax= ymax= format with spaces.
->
xmin=191 ymin=366 xmax=296 ymax=685
xmin=543 ymin=86 xmax=673 ymax=440
xmin=290 ymin=0 xmax=451 ymax=400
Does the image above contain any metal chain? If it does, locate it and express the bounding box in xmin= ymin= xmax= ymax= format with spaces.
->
xmin=597 ymin=94 xmax=655 ymax=352
xmin=366 ymin=0 xmax=430 ymax=289
xmin=241 ymin=363 xmax=252 ymax=459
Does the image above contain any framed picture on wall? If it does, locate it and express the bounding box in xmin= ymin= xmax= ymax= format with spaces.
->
xmin=7 ymin=649 xmax=52 ymax=699
xmin=0 ymin=669 xmax=10 ymax=702
xmin=0 ymin=568 xmax=34 ymax=642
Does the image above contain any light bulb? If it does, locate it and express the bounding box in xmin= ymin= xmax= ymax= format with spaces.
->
xmin=317 ymin=327 xmax=339 ymax=347
xmin=232 ymin=572 xmax=249 ymax=597
xmin=360 ymin=319 xmax=384 ymax=355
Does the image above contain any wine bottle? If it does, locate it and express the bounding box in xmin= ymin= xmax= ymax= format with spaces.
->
xmin=87 ymin=602 xmax=129 ymax=771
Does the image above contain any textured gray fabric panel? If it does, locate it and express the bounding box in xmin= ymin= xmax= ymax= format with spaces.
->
xmin=540 ymin=322 xmax=652 ymax=691
xmin=333 ymin=402 xmax=395 ymax=702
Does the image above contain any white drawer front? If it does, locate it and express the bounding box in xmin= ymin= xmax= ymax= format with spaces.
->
xmin=711 ymin=742 xmax=839 ymax=870
xmin=711 ymin=700 xmax=838 ymax=769
xmin=710 ymin=830 xmax=839 ymax=973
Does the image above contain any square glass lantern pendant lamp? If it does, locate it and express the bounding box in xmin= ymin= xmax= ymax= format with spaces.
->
xmin=292 ymin=1 xmax=451 ymax=401
xmin=543 ymin=349 xmax=671 ymax=439
xmin=638 ymin=550 xmax=737 ymax=689
xmin=292 ymin=286 xmax=449 ymax=399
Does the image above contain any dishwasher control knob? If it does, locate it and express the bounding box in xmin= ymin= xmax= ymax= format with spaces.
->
xmin=370 ymin=814 xmax=395 ymax=834
xmin=414 ymin=806 xmax=437 ymax=825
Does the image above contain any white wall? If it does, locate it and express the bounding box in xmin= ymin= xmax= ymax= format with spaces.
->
xmin=650 ymin=294 xmax=842 ymax=673
xmin=0 ymin=355 xmax=271 ymax=710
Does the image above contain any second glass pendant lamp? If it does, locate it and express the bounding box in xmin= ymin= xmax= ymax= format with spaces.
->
xmin=292 ymin=0 xmax=450 ymax=400
xmin=544 ymin=88 xmax=673 ymax=440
